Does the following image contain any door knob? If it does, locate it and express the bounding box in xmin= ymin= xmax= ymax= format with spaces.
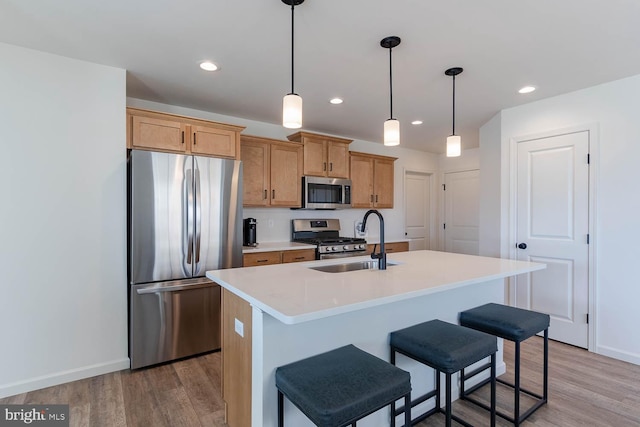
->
xmin=517 ymin=243 xmax=527 ymax=249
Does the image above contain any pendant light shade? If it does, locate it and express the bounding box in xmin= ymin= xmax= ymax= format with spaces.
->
xmin=446 ymin=135 xmax=461 ymax=157
xmin=283 ymin=93 xmax=302 ymax=129
xmin=381 ymin=36 xmax=401 ymax=146
xmin=282 ymin=0 xmax=304 ymax=129
xmin=445 ymin=67 xmax=463 ymax=157
xmin=384 ymin=119 xmax=400 ymax=146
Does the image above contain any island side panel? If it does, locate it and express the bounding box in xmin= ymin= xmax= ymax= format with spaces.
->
xmin=222 ymin=289 xmax=252 ymax=427
xmin=256 ymin=278 xmax=505 ymax=427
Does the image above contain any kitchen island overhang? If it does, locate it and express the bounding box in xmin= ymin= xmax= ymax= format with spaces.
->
xmin=207 ymin=250 xmax=545 ymax=427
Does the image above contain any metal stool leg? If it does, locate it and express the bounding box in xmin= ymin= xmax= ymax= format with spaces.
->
xmin=278 ymin=390 xmax=284 ymax=427
xmin=404 ymin=393 xmax=411 ymax=427
xmin=543 ymin=328 xmax=549 ymax=402
xmin=514 ymin=341 xmax=521 ymax=427
xmin=445 ymin=373 xmax=452 ymax=427
xmin=390 ymin=348 xmax=397 ymax=427
xmin=490 ymin=353 xmax=496 ymax=427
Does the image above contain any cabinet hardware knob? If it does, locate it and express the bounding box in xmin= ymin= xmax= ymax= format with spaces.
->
xmin=329 ymin=162 xmax=333 ymax=171
xmin=181 ymin=131 xmax=185 ymax=144
xmin=272 ymin=189 xmax=275 ymax=199
xmin=193 ymin=133 xmax=196 ymax=145
xmin=323 ymin=162 xmax=327 ymax=171
xmin=264 ymin=189 xmax=267 ymax=199
xmin=517 ymin=243 xmax=528 ymax=249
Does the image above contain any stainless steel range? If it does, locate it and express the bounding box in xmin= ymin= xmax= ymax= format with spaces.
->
xmin=292 ymin=219 xmax=368 ymax=259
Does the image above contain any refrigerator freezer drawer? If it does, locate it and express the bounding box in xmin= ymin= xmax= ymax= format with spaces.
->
xmin=130 ymin=280 xmax=221 ymax=369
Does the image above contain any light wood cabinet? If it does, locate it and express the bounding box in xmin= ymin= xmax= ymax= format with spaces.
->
xmin=287 ymin=131 xmax=352 ymax=178
xmin=349 ymin=151 xmax=397 ymax=208
xmin=366 ymin=241 xmax=409 ymax=254
xmin=243 ymin=248 xmax=316 ymax=267
xmin=127 ymin=108 xmax=245 ymax=159
xmin=241 ymin=135 xmax=303 ymax=208
xmin=243 ymin=251 xmax=282 ymax=267
xmin=222 ymin=289 xmax=252 ymax=427
xmin=281 ymin=249 xmax=316 ymax=263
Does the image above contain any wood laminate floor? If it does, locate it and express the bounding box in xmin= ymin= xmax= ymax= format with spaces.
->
xmin=2 ymin=338 xmax=640 ymax=426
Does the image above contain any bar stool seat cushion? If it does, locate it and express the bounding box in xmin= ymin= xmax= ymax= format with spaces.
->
xmin=390 ymin=319 xmax=497 ymax=374
xmin=459 ymin=303 xmax=550 ymax=342
xmin=275 ymin=344 xmax=411 ymax=427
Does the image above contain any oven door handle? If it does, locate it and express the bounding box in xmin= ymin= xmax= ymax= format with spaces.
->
xmin=319 ymin=251 xmax=368 ymax=260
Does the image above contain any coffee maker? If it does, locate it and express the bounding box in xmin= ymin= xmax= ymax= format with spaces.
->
xmin=243 ymin=218 xmax=257 ymax=247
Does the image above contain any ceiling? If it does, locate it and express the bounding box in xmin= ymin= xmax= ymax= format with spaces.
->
xmin=2 ymin=0 xmax=640 ymax=153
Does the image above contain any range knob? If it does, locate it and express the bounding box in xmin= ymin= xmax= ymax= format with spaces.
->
xmin=343 ymin=245 xmax=350 ymax=250
xmin=358 ymin=244 xmax=365 ymax=249
xmin=331 ymin=246 xmax=338 ymax=251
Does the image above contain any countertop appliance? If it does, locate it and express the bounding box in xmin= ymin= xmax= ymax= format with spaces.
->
xmin=300 ymin=176 xmax=352 ymax=209
xmin=243 ymin=217 xmax=257 ymax=246
xmin=291 ymin=219 xmax=367 ymax=259
xmin=128 ymin=150 xmax=242 ymax=369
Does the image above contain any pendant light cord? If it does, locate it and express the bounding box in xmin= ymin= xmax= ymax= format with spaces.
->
xmin=389 ymin=47 xmax=394 ymax=119
xmin=290 ymin=2 xmax=295 ymax=95
xmin=451 ymin=74 xmax=456 ymax=135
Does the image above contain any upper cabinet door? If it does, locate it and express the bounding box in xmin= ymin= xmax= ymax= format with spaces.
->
xmin=327 ymin=141 xmax=349 ymax=178
xmin=287 ymin=131 xmax=352 ymax=178
xmin=191 ymin=125 xmax=238 ymax=159
xmin=270 ymin=143 xmax=303 ymax=207
xmin=349 ymin=152 xmax=397 ymax=209
xmin=373 ymin=158 xmax=395 ymax=208
xmin=302 ymin=137 xmax=327 ymax=176
xmin=127 ymin=108 xmax=245 ymax=159
xmin=350 ymin=154 xmax=374 ymax=208
xmin=131 ymin=115 xmax=187 ymax=153
xmin=240 ymin=138 xmax=270 ymax=207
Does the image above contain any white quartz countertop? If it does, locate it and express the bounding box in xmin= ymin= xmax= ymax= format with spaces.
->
xmin=207 ymin=250 xmax=545 ymax=325
xmin=242 ymin=241 xmax=316 ymax=253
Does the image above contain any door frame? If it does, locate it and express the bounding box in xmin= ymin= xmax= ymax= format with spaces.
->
xmin=403 ymin=168 xmax=437 ymax=250
xmin=508 ymin=123 xmax=599 ymax=352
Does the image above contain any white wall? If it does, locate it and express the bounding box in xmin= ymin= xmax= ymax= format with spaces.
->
xmin=0 ymin=43 xmax=128 ymax=397
xmin=479 ymin=74 xmax=640 ymax=365
xmin=127 ymin=98 xmax=440 ymax=243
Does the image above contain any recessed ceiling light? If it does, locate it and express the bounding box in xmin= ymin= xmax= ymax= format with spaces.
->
xmin=329 ymin=98 xmax=343 ymax=105
xmin=199 ymin=61 xmax=219 ymax=72
xmin=411 ymin=120 xmax=423 ymax=125
xmin=519 ymin=86 xmax=536 ymax=94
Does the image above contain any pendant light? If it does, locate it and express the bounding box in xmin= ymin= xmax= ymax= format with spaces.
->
xmin=445 ymin=67 xmax=463 ymax=157
xmin=381 ymin=36 xmax=401 ymax=146
xmin=282 ymin=0 xmax=304 ymax=129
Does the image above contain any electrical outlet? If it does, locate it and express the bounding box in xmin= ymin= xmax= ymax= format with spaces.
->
xmin=234 ymin=318 xmax=244 ymax=337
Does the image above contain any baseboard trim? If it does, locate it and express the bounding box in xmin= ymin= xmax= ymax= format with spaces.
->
xmin=0 ymin=358 xmax=130 ymax=399
xmin=596 ymin=345 xmax=640 ymax=366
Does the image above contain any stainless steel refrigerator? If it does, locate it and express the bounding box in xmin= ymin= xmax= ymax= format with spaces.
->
xmin=128 ymin=150 xmax=242 ymax=369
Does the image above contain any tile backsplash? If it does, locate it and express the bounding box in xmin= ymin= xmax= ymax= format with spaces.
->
xmin=243 ymin=208 xmax=403 ymax=244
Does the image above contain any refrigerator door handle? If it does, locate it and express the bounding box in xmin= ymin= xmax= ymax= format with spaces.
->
xmin=194 ymin=167 xmax=202 ymax=264
xmin=185 ymin=168 xmax=194 ymax=265
xmin=136 ymin=281 xmax=214 ymax=294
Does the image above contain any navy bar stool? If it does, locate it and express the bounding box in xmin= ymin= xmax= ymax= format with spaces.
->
xmin=390 ymin=319 xmax=497 ymax=427
xmin=275 ymin=344 xmax=412 ymax=427
xmin=459 ymin=303 xmax=550 ymax=426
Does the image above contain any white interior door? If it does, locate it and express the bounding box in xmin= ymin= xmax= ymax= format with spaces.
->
xmin=444 ymin=170 xmax=479 ymax=255
xmin=515 ymin=130 xmax=589 ymax=348
xmin=404 ymin=171 xmax=431 ymax=250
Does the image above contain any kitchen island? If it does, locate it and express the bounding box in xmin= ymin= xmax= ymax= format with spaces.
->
xmin=206 ymin=250 xmax=544 ymax=427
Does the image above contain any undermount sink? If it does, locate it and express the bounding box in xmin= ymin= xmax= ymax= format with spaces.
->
xmin=309 ymin=260 xmax=398 ymax=273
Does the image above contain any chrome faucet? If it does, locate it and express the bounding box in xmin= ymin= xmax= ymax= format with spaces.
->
xmin=361 ymin=209 xmax=386 ymax=270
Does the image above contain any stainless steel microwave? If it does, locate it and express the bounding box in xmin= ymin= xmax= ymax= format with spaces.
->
xmin=301 ymin=176 xmax=352 ymax=209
